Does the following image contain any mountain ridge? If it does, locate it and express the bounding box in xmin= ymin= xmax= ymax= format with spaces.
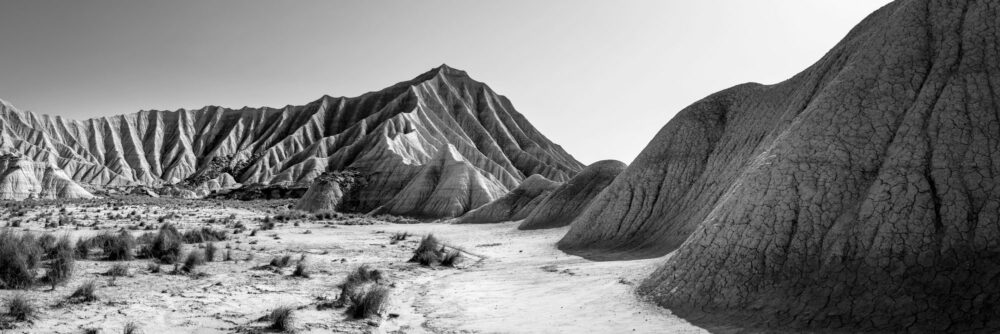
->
xmin=0 ymin=65 xmax=583 ymax=217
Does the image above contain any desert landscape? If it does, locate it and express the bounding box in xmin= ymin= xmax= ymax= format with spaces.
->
xmin=2 ymin=0 xmax=999 ymax=333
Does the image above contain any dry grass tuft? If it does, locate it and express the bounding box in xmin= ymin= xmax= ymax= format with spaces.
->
xmin=292 ymin=258 xmax=310 ymax=278
xmin=347 ymin=285 xmax=390 ymax=319
xmin=4 ymin=294 xmax=36 ymax=322
xmin=440 ymin=249 xmax=462 ymax=267
xmin=204 ymin=243 xmax=218 ymax=262
xmin=149 ymin=224 xmax=183 ymax=264
xmin=267 ymin=306 xmax=296 ymax=332
xmin=68 ymin=280 xmax=98 ymax=303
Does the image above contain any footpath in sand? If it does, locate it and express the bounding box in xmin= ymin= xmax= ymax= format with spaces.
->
xmin=374 ymin=222 xmax=708 ymax=334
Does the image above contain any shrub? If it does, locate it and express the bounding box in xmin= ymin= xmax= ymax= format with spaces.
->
xmin=44 ymin=237 xmax=75 ymax=288
xmin=75 ymin=237 xmax=91 ymax=259
xmin=135 ymin=232 xmax=155 ymax=245
xmin=180 ymin=251 xmax=205 ymax=273
xmin=261 ymin=220 xmax=276 ymax=231
xmin=413 ymin=234 xmax=439 ymax=254
xmin=413 ymin=249 xmax=438 ymax=266
xmin=270 ymin=255 xmax=292 ymax=268
xmin=0 ymin=230 xmax=41 ymax=289
xmin=224 ymin=250 xmax=233 ymax=262
xmin=267 ymin=306 xmax=296 ymax=332
xmin=95 ymin=231 xmax=135 ymax=261
xmin=440 ymin=250 xmax=462 ymax=267
xmin=146 ymin=262 xmax=160 ymax=273
xmin=68 ymin=280 xmax=98 ymax=303
xmin=313 ymin=210 xmax=339 ymax=220
xmin=347 ymin=286 xmax=390 ymax=319
xmin=37 ymin=234 xmax=57 ymax=254
xmin=150 ymin=224 xmax=183 ymax=264
xmin=338 ymin=265 xmax=384 ymax=304
xmin=4 ymin=294 xmax=36 ymax=322
xmin=389 ymin=231 xmax=409 ymax=244
xmin=204 ymin=243 xmax=218 ymax=262
xmin=292 ymin=259 xmax=310 ymax=278
xmin=182 ymin=227 xmax=228 ymax=244
xmin=123 ymin=321 xmax=142 ymax=334
xmin=105 ymin=263 xmax=129 ymax=277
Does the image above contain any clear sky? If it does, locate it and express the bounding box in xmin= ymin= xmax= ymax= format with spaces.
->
xmin=0 ymin=0 xmax=893 ymax=165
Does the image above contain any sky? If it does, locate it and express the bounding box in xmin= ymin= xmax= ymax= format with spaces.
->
xmin=0 ymin=0 xmax=893 ymax=165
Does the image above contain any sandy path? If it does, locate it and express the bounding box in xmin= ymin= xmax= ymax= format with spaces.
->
xmin=367 ymin=222 xmax=709 ymax=334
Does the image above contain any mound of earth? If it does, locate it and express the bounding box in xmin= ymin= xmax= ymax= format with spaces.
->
xmin=371 ymin=144 xmax=508 ymax=218
xmin=519 ymin=160 xmax=625 ymax=230
xmin=0 ymin=65 xmax=582 ymax=217
xmin=295 ymin=174 xmax=343 ymax=213
xmin=450 ymin=174 xmax=562 ymax=224
xmin=560 ymin=0 xmax=1000 ymax=332
xmin=0 ymin=154 xmax=95 ymax=200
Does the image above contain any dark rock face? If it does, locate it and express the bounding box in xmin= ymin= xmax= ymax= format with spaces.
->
xmin=562 ymin=0 xmax=1000 ymax=331
xmin=518 ymin=160 xmax=625 ymax=230
xmin=0 ymin=65 xmax=583 ymax=216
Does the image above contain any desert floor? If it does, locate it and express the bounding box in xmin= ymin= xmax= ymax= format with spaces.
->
xmin=0 ymin=200 xmax=708 ymax=334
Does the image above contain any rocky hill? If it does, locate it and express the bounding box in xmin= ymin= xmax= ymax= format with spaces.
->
xmin=518 ymin=160 xmax=625 ymax=230
xmin=0 ymin=154 xmax=94 ymax=200
xmin=0 ymin=65 xmax=583 ymax=216
xmin=559 ymin=0 xmax=1000 ymax=331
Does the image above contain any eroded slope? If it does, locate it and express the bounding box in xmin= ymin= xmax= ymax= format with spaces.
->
xmin=562 ymin=0 xmax=1000 ymax=331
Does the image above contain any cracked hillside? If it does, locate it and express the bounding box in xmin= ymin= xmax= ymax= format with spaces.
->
xmin=560 ymin=0 xmax=1000 ymax=332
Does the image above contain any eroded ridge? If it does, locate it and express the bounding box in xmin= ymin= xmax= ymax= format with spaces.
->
xmin=0 ymin=65 xmax=583 ymax=216
xmin=563 ymin=0 xmax=1000 ymax=331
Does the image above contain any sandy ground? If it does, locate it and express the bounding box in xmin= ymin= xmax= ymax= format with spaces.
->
xmin=0 ymin=201 xmax=709 ymax=334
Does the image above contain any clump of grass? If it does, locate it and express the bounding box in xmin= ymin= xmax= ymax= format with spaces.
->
xmin=347 ymin=286 xmax=390 ymax=319
xmin=149 ymin=224 xmax=182 ymax=264
xmin=413 ymin=249 xmax=438 ymax=266
xmin=224 ymin=249 xmax=233 ymax=262
xmin=181 ymin=227 xmax=228 ymax=244
xmin=338 ymin=265 xmax=384 ymax=305
xmin=4 ymin=294 xmax=36 ymax=322
xmin=204 ymin=243 xmax=218 ymax=262
xmin=267 ymin=306 xmax=296 ymax=332
xmin=146 ymin=262 xmax=160 ymax=273
xmin=389 ymin=232 xmax=409 ymax=244
xmin=440 ymin=250 xmax=462 ymax=267
xmin=105 ymin=263 xmax=129 ymax=277
xmin=292 ymin=258 xmax=310 ymax=278
xmin=75 ymin=237 xmax=91 ymax=259
xmin=94 ymin=230 xmax=136 ymax=261
xmin=44 ymin=236 xmax=76 ymax=289
xmin=0 ymin=230 xmax=42 ymax=289
xmin=408 ymin=234 xmax=443 ymax=266
xmin=68 ymin=280 xmax=98 ymax=303
xmin=123 ymin=321 xmax=142 ymax=334
xmin=180 ymin=251 xmax=205 ymax=273
xmin=270 ymin=255 xmax=293 ymax=268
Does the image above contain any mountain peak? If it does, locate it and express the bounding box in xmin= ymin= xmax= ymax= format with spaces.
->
xmin=412 ymin=63 xmax=471 ymax=82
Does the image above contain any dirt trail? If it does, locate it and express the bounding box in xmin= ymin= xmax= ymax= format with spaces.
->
xmin=369 ymin=222 xmax=708 ymax=334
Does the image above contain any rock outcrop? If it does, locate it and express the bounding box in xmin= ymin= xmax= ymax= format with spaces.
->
xmin=0 ymin=65 xmax=582 ymax=214
xmin=296 ymin=175 xmax=343 ymax=213
xmin=519 ymin=160 xmax=625 ymax=230
xmin=561 ymin=0 xmax=1000 ymax=332
xmin=371 ymin=144 xmax=509 ymax=218
xmin=451 ymin=174 xmax=562 ymax=224
xmin=0 ymin=154 xmax=95 ymax=200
